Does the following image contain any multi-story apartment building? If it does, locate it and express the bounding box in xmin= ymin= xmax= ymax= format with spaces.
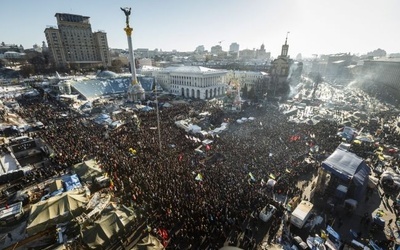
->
xmin=44 ymin=13 xmax=111 ymax=69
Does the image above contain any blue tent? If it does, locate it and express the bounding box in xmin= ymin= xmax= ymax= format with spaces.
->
xmin=62 ymin=174 xmax=82 ymax=191
xmin=321 ymin=149 xmax=370 ymax=202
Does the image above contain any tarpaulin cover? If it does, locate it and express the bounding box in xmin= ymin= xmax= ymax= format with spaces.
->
xmin=134 ymin=234 xmax=165 ymax=250
xmin=26 ymin=191 xmax=88 ymax=236
xmin=62 ymin=174 xmax=82 ymax=191
xmin=72 ymin=159 xmax=103 ymax=183
xmin=83 ymin=209 xmax=135 ymax=249
xmin=322 ymin=149 xmax=370 ymax=201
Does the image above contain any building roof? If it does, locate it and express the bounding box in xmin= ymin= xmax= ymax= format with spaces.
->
xmin=164 ymin=66 xmax=222 ymax=73
xmin=366 ymin=57 xmax=400 ymax=63
xmin=71 ymin=76 xmax=155 ymax=100
xmin=96 ymin=71 xmax=119 ymax=79
xmin=322 ymin=149 xmax=370 ymax=187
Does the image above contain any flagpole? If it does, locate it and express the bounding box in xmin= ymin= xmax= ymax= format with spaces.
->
xmin=155 ymin=85 xmax=162 ymax=151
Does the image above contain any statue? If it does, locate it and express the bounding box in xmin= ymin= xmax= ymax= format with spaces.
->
xmin=120 ymin=7 xmax=131 ymax=26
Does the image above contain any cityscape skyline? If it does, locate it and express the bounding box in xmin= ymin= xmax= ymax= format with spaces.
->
xmin=1 ymin=0 xmax=399 ymax=58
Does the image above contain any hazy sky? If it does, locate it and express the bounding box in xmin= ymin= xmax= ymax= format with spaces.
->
xmin=1 ymin=0 xmax=399 ymax=58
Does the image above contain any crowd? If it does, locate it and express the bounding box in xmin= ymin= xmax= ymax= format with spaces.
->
xmin=11 ymin=95 xmax=347 ymax=249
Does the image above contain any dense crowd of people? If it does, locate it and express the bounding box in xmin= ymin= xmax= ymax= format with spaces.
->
xmin=4 ymin=78 xmax=397 ymax=249
xmin=11 ymin=95 xmax=347 ymax=249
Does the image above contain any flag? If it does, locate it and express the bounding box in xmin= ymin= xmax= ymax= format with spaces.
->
xmin=157 ymin=228 xmax=169 ymax=241
xmin=285 ymin=168 xmax=291 ymax=173
xmin=269 ymin=174 xmax=276 ymax=180
xmin=249 ymin=172 xmax=255 ymax=181
xmin=129 ymin=148 xmax=137 ymax=155
xmin=195 ymin=173 xmax=203 ymax=181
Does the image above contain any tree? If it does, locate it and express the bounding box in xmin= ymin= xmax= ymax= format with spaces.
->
xmin=242 ymin=84 xmax=248 ymax=98
xmin=28 ymin=54 xmax=46 ymax=73
xmin=109 ymin=59 xmax=123 ymax=73
xmin=19 ymin=64 xmax=35 ymax=77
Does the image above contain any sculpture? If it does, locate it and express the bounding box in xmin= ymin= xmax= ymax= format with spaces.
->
xmin=120 ymin=7 xmax=131 ymax=26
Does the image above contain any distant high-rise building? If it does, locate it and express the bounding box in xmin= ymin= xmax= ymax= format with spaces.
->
xmin=195 ymin=45 xmax=205 ymax=54
xmin=44 ymin=13 xmax=111 ymax=69
xmin=210 ymin=45 xmax=223 ymax=55
xmin=229 ymin=42 xmax=240 ymax=58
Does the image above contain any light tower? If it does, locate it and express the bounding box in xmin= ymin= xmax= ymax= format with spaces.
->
xmin=121 ymin=7 xmax=145 ymax=102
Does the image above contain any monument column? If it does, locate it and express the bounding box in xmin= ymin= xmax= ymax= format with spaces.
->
xmin=121 ymin=7 xmax=145 ymax=102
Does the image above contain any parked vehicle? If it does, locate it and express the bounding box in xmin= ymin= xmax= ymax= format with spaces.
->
xmin=290 ymin=200 xmax=314 ymax=228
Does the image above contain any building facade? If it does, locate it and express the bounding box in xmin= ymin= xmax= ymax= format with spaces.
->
xmin=324 ymin=53 xmax=354 ymax=81
xmin=225 ymin=70 xmax=269 ymax=90
xmin=362 ymin=58 xmax=400 ymax=87
xmin=270 ymin=38 xmax=290 ymax=85
xmin=154 ymin=66 xmax=227 ymax=100
xmin=44 ymin=13 xmax=111 ymax=69
xmin=229 ymin=43 xmax=240 ymax=58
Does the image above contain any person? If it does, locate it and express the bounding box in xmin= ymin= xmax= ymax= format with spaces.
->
xmin=7 ymin=232 xmax=13 ymax=241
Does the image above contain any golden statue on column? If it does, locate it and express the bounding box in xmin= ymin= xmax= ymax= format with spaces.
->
xmin=121 ymin=7 xmax=145 ymax=102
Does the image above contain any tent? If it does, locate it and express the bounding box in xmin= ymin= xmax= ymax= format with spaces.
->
xmin=82 ymin=208 xmax=135 ymax=249
xmin=321 ymin=149 xmax=370 ymax=202
xmin=61 ymin=174 xmax=82 ymax=191
xmin=133 ymin=234 xmax=165 ymax=250
xmin=26 ymin=191 xmax=88 ymax=236
xmin=72 ymin=159 xmax=103 ymax=183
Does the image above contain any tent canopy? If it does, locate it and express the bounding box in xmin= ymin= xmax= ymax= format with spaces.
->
xmin=72 ymin=159 xmax=103 ymax=183
xmin=133 ymin=234 xmax=165 ymax=250
xmin=83 ymin=208 xmax=135 ymax=249
xmin=322 ymin=149 xmax=370 ymax=187
xmin=26 ymin=191 xmax=88 ymax=236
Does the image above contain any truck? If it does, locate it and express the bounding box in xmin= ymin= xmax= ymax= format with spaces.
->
xmin=290 ymin=200 xmax=314 ymax=228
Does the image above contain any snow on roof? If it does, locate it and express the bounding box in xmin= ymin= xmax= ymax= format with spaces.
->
xmin=164 ymin=66 xmax=221 ymax=73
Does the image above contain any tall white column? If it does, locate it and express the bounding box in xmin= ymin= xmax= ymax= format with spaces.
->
xmin=122 ymin=7 xmax=145 ymax=102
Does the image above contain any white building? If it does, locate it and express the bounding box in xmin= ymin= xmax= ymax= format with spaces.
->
xmin=226 ymin=70 xmax=269 ymax=89
xmin=154 ymin=66 xmax=227 ymax=99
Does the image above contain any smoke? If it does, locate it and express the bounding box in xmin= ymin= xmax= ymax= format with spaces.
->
xmin=288 ymin=81 xmax=303 ymax=98
xmin=288 ymin=62 xmax=299 ymax=80
xmin=349 ymin=63 xmax=400 ymax=106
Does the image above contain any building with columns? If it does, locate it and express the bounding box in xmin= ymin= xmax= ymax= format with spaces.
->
xmin=154 ymin=66 xmax=227 ymax=99
xmin=44 ymin=13 xmax=111 ymax=69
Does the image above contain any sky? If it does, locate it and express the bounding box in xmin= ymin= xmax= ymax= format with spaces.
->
xmin=1 ymin=0 xmax=399 ymax=58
